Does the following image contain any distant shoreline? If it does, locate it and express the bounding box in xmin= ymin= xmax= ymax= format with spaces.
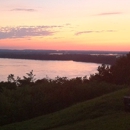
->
xmin=0 ymin=49 xmax=128 ymax=65
xmin=0 ymin=54 xmax=116 ymax=65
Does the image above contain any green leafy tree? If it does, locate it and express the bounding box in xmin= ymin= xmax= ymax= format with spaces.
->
xmin=7 ymin=70 xmax=36 ymax=87
xmin=90 ymin=52 xmax=130 ymax=85
xmin=89 ymin=64 xmax=112 ymax=83
xmin=110 ymin=53 xmax=130 ymax=84
xmin=17 ymin=70 xmax=36 ymax=86
xmin=7 ymin=74 xmax=15 ymax=83
xmin=23 ymin=70 xmax=36 ymax=82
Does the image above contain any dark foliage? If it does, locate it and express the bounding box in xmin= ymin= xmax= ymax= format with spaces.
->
xmin=0 ymin=74 xmax=126 ymax=125
xmin=90 ymin=53 xmax=130 ymax=85
xmin=111 ymin=53 xmax=130 ymax=84
xmin=89 ymin=64 xmax=112 ymax=83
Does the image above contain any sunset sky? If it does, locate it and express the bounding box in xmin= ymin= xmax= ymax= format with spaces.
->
xmin=0 ymin=0 xmax=130 ymax=51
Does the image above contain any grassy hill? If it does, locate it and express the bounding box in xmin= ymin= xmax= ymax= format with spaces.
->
xmin=0 ymin=88 xmax=130 ymax=130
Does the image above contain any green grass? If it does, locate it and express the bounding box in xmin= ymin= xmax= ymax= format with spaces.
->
xmin=0 ymin=88 xmax=130 ymax=130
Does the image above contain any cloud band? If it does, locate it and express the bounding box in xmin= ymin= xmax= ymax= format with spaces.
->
xmin=0 ymin=26 xmax=57 ymax=39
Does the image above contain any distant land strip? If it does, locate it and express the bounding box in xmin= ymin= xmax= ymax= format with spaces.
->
xmin=0 ymin=50 xmax=128 ymax=65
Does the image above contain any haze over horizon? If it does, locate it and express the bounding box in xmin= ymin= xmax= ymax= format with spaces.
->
xmin=0 ymin=0 xmax=130 ymax=51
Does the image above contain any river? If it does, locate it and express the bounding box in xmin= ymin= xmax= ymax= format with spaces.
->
xmin=0 ymin=58 xmax=100 ymax=81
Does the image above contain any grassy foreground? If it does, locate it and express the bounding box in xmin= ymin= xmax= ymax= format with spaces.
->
xmin=0 ymin=88 xmax=130 ymax=130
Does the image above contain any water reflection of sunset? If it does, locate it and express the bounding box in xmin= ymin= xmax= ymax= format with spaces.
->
xmin=0 ymin=58 xmax=100 ymax=81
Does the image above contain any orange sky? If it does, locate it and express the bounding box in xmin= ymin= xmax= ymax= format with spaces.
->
xmin=0 ymin=0 xmax=130 ymax=51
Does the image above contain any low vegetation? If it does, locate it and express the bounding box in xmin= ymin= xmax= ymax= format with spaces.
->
xmin=0 ymin=74 xmax=126 ymax=125
xmin=0 ymin=88 xmax=129 ymax=130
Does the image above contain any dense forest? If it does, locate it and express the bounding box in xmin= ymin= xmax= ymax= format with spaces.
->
xmin=0 ymin=52 xmax=130 ymax=126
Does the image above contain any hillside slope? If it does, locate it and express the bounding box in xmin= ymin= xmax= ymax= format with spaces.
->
xmin=0 ymin=88 xmax=130 ymax=130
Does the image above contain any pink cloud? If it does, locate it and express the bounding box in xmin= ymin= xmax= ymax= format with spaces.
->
xmin=95 ymin=12 xmax=123 ymax=16
xmin=11 ymin=8 xmax=37 ymax=12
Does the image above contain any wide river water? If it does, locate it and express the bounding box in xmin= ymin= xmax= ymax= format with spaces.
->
xmin=0 ymin=58 xmax=100 ymax=81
